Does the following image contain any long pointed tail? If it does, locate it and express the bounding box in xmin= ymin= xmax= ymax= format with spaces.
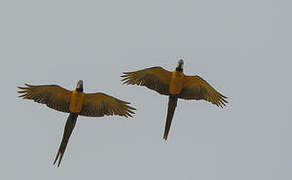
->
xmin=53 ymin=113 xmax=78 ymax=167
xmin=163 ymin=95 xmax=178 ymax=140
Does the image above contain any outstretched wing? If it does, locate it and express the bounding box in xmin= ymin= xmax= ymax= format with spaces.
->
xmin=179 ymin=75 xmax=228 ymax=107
xmin=121 ymin=66 xmax=172 ymax=95
xmin=79 ymin=93 xmax=135 ymax=117
xmin=18 ymin=84 xmax=72 ymax=113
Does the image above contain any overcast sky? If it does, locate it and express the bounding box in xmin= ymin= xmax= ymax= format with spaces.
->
xmin=1 ymin=0 xmax=292 ymax=179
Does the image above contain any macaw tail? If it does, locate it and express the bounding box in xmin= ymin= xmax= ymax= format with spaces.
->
xmin=163 ymin=95 xmax=178 ymax=140
xmin=53 ymin=113 xmax=78 ymax=167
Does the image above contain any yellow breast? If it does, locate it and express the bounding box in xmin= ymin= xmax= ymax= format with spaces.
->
xmin=169 ymin=70 xmax=184 ymax=95
xmin=69 ymin=90 xmax=85 ymax=113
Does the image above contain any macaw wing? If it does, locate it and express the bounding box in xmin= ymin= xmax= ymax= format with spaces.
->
xmin=79 ymin=93 xmax=135 ymax=117
xmin=18 ymin=84 xmax=72 ymax=113
xmin=179 ymin=75 xmax=228 ymax=107
xmin=121 ymin=66 xmax=172 ymax=95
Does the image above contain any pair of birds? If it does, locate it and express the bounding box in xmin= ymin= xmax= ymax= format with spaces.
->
xmin=18 ymin=60 xmax=227 ymax=167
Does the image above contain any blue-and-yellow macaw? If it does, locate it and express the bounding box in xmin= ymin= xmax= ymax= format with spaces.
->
xmin=18 ymin=80 xmax=135 ymax=167
xmin=122 ymin=59 xmax=227 ymax=140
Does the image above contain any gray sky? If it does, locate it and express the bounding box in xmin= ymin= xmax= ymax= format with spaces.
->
xmin=1 ymin=0 xmax=291 ymax=179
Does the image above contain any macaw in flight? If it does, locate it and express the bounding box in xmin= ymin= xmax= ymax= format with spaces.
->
xmin=18 ymin=80 xmax=135 ymax=167
xmin=122 ymin=59 xmax=227 ymax=140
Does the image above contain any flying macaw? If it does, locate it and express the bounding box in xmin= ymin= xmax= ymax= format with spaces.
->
xmin=18 ymin=80 xmax=135 ymax=167
xmin=121 ymin=59 xmax=227 ymax=140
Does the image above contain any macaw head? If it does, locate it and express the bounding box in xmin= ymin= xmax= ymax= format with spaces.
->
xmin=76 ymin=80 xmax=84 ymax=92
xmin=176 ymin=59 xmax=184 ymax=71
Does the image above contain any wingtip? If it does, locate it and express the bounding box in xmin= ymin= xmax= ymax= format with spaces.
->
xmin=17 ymin=89 xmax=26 ymax=98
xmin=17 ymin=86 xmax=28 ymax=90
xmin=121 ymin=77 xmax=130 ymax=84
xmin=122 ymin=81 xmax=130 ymax=85
xmin=128 ymin=105 xmax=136 ymax=111
xmin=18 ymin=94 xmax=25 ymax=98
xmin=121 ymin=72 xmax=130 ymax=78
xmin=17 ymin=90 xmax=25 ymax=93
xmin=126 ymin=109 xmax=136 ymax=118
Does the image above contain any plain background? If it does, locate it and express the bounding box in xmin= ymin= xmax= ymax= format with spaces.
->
xmin=1 ymin=0 xmax=291 ymax=179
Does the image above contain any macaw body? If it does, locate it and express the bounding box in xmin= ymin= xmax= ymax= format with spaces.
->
xmin=69 ymin=89 xmax=85 ymax=113
xmin=122 ymin=59 xmax=227 ymax=140
xmin=169 ymin=69 xmax=184 ymax=95
xmin=18 ymin=80 xmax=135 ymax=167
